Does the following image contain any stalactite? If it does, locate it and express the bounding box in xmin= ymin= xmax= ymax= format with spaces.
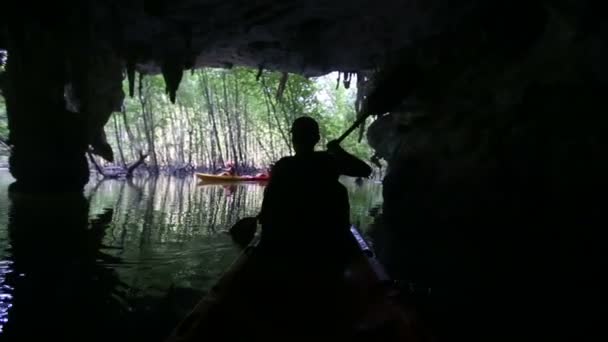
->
xmin=355 ymin=72 xmax=370 ymax=142
xmin=335 ymin=72 xmax=341 ymax=90
xmin=354 ymin=72 xmax=365 ymax=114
xmin=343 ymin=72 xmax=352 ymax=89
xmin=138 ymin=71 xmax=143 ymax=96
xmin=256 ymin=64 xmax=264 ymax=81
xmin=127 ymin=57 xmax=136 ymax=97
xmin=185 ymin=54 xmax=197 ymax=75
xmin=276 ymin=72 xmax=289 ymax=100
xmin=182 ymin=23 xmax=193 ymax=49
xmin=161 ymin=57 xmax=184 ymax=104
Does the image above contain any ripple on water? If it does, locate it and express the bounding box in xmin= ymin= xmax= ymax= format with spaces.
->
xmin=0 ymin=260 xmax=14 ymax=334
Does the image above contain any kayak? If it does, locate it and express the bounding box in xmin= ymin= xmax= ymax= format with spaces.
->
xmin=195 ymin=173 xmax=269 ymax=182
xmin=165 ymin=227 xmax=415 ymax=341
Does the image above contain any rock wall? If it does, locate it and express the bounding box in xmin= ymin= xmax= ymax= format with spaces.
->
xmin=0 ymin=0 xmax=605 ymax=338
xmin=366 ymin=2 xmax=606 ymax=339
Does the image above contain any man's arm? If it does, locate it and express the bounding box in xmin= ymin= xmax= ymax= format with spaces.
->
xmin=327 ymin=140 xmax=373 ymax=178
xmin=258 ymin=158 xmax=289 ymax=225
xmin=258 ymin=184 xmax=271 ymax=225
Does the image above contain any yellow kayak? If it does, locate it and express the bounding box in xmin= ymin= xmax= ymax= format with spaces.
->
xmin=195 ymin=173 xmax=269 ymax=182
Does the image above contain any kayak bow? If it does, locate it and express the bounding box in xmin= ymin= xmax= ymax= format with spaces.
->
xmin=166 ymin=226 xmax=415 ymax=341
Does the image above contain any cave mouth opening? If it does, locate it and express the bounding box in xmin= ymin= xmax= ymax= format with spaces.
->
xmin=0 ymin=63 xmax=381 ymax=178
xmin=84 ymin=68 xmax=379 ymax=178
xmin=0 ymin=52 xmax=383 ymax=191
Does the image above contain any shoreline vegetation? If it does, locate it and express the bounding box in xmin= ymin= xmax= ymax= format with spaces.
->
xmin=98 ymin=69 xmax=375 ymax=171
xmin=86 ymin=163 xmax=385 ymax=181
xmin=1 ymin=69 xmax=382 ymax=179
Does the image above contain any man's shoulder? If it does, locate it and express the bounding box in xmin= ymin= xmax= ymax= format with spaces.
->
xmin=271 ymin=156 xmax=295 ymax=173
xmin=274 ymin=152 xmax=332 ymax=169
xmin=274 ymin=156 xmax=295 ymax=166
xmin=312 ymin=151 xmax=333 ymax=161
xmin=313 ymin=151 xmax=336 ymax=165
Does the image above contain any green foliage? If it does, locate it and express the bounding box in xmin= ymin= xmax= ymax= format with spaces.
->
xmin=0 ymin=54 xmax=6 ymax=142
xmin=0 ymin=96 xmax=8 ymax=158
xmin=1 ymin=51 xmax=9 ymax=145
xmin=0 ymin=65 xmax=374 ymax=165
xmin=106 ymin=67 xmax=374 ymax=169
xmin=0 ymin=95 xmax=8 ymax=139
xmin=312 ymin=75 xmax=374 ymax=160
xmin=0 ymin=51 xmax=6 ymax=72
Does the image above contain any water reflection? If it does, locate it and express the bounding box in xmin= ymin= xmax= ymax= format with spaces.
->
xmin=2 ymin=191 xmax=125 ymax=341
xmin=0 ymin=171 xmax=382 ymax=341
xmin=0 ymin=259 xmax=12 ymax=333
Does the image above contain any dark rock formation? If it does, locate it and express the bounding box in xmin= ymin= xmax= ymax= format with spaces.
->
xmin=366 ymin=2 xmax=607 ymax=340
xmin=3 ymin=18 xmax=90 ymax=192
xmin=0 ymin=1 xmax=606 ymax=338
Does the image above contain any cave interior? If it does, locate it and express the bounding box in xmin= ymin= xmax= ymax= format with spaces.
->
xmin=0 ymin=0 xmax=606 ymax=340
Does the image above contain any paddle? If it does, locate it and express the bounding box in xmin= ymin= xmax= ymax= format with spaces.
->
xmin=334 ymin=113 xmax=370 ymax=145
xmin=228 ymin=216 xmax=259 ymax=250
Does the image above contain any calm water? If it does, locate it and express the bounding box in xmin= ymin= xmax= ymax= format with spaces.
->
xmin=0 ymin=169 xmax=382 ymax=341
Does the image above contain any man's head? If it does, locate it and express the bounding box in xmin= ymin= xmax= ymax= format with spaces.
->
xmin=291 ymin=116 xmax=320 ymax=154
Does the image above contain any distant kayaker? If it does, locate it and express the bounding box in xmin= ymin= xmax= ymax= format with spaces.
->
xmin=258 ymin=116 xmax=372 ymax=274
xmin=218 ymin=162 xmax=236 ymax=176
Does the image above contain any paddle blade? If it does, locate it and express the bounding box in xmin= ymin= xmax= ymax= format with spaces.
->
xmin=229 ymin=217 xmax=258 ymax=249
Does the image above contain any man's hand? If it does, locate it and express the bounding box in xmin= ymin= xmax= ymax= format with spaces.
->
xmin=326 ymin=139 xmax=345 ymax=154
xmin=327 ymin=139 xmax=373 ymax=178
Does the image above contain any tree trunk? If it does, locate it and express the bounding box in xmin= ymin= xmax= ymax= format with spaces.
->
xmin=200 ymin=70 xmax=225 ymax=167
xmin=233 ymin=74 xmax=246 ymax=167
xmin=121 ymin=107 xmax=139 ymax=161
xmin=170 ymin=106 xmax=183 ymax=165
xmin=183 ymin=106 xmax=194 ymax=168
xmin=126 ymin=151 xmax=148 ymax=178
xmin=139 ymin=78 xmax=158 ymax=171
xmin=214 ymin=88 xmax=230 ymax=164
xmin=158 ymin=112 xmax=171 ymax=166
xmin=222 ymin=73 xmax=239 ymax=167
xmin=112 ymin=113 xmax=126 ymax=167
xmin=87 ymin=152 xmax=105 ymax=177
xmin=196 ymin=109 xmax=212 ymax=169
xmin=261 ymin=76 xmax=292 ymax=154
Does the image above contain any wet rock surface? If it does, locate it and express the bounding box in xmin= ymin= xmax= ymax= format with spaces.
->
xmin=365 ymin=2 xmax=606 ymax=340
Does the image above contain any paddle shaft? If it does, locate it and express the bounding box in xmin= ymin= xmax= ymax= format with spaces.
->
xmin=335 ymin=113 xmax=369 ymax=144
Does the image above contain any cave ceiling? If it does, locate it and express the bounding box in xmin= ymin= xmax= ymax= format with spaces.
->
xmin=96 ymin=0 xmax=475 ymax=76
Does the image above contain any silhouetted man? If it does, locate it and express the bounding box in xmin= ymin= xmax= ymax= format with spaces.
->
xmin=258 ymin=116 xmax=372 ymax=273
